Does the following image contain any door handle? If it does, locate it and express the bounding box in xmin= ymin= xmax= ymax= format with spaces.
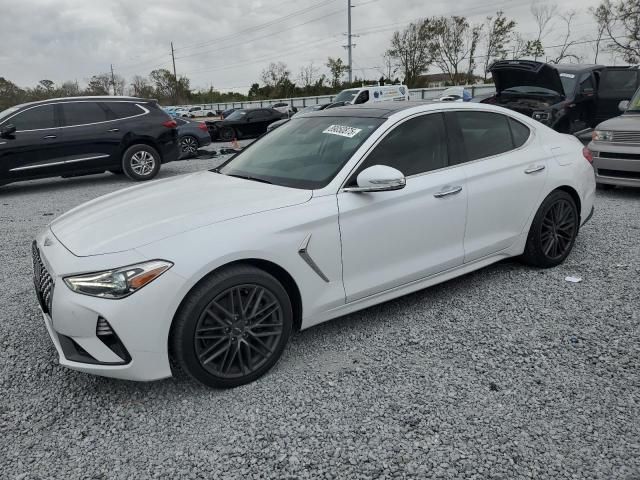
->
xmin=42 ymin=135 xmax=57 ymax=139
xmin=525 ymin=165 xmax=545 ymax=174
xmin=107 ymin=128 xmax=119 ymax=132
xmin=434 ymin=186 xmax=463 ymax=198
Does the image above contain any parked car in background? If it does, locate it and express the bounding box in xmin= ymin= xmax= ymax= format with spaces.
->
xmin=587 ymin=86 xmax=640 ymax=189
xmin=220 ymin=108 xmax=240 ymax=119
xmin=187 ymin=105 xmax=217 ymax=118
xmin=266 ymin=102 xmax=344 ymax=133
xmin=483 ymin=60 xmax=640 ymax=133
xmin=333 ymin=84 xmax=410 ymax=105
xmin=0 ymin=96 xmax=179 ymax=186
xmin=271 ymin=102 xmax=296 ymax=115
xmin=206 ymin=108 xmax=286 ymax=141
xmin=175 ymin=117 xmax=212 ymax=158
xmin=436 ymin=86 xmax=472 ymax=102
xmin=171 ymin=107 xmax=189 ymax=118
xmin=32 ymin=101 xmax=595 ymax=388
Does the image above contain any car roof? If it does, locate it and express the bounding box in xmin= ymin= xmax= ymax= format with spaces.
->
xmin=12 ymin=96 xmax=153 ymax=109
xmin=298 ymin=101 xmax=437 ymax=119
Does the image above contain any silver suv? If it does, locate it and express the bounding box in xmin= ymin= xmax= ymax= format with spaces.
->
xmin=588 ymin=87 xmax=640 ymax=189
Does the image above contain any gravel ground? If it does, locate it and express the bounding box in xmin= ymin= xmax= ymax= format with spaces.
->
xmin=0 ymin=151 xmax=638 ymax=479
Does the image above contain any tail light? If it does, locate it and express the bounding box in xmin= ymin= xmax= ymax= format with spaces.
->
xmin=162 ymin=119 xmax=177 ymax=129
xmin=198 ymin=122 xmax=208 ymax=132
xmin=582 ymin=146 xmax=593 ymax=164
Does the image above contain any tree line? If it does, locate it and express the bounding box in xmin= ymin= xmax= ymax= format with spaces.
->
xmin=0 ymin=0 xmax=638 ymax=110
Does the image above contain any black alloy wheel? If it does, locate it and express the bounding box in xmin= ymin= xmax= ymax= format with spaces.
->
xmin=194 ymin=285 xmax=284 ymax=379
xmin=521 ymin=190 xmax=579 ymax=268
xmin=171 ymin=265 xmax=292 ymax=388
xmin=179 ymin=135 xmax=199 ymax=157
xmin=219 ymin=126 xmax=235 ymax=142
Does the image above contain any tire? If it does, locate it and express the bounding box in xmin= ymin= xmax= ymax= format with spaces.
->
xmin=520 ymin=190 xmax=579 ymax=268
xmin=121 ymin=144 xmax=161 ymax=181
xmin=596 ymin=183 xmax=615 ymax=190
xmin=207 ymin=112 xmax=214 ymax=117
xmin=179 ymin=135 xmax=199 ymax=158
xmin=219 ymin=126 xmax=235 ymax=142
xmin=171 ymin=265 xmax=293 ymax=388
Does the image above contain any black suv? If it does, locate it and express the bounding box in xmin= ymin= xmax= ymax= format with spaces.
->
xmin=482 ymin=60 xmax=640 ymax=134
xmin=0 ymin=96 xmax=179 ymax=187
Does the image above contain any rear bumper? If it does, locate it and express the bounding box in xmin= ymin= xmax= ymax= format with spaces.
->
xmin=159 ymin=137 xmax=180 ymax=164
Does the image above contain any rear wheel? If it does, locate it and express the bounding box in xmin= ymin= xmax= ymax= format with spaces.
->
xmin=179 ymin=135 xmax=199 ymax=158
xmin=122 ymin=144 xmax=161 ymax=181
xmin=219 ymin=127 xmax=235 ymax=142
xmin=171 ymin=265 xmax=293 ymax=388
xmin=521 ymin=190 xmax=579 ymax=268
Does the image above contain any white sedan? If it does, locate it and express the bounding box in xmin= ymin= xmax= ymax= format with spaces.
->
xmin=33 ymin=102 xmax=595 ymax=388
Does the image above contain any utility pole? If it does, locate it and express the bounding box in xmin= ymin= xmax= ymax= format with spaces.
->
xmin=347 ymin=0 xmax=352 ymax=84
xmin=110 ymin=64 xmax=116 ymax=96
xmin=171 ymin=42 xmax=178 ymax=103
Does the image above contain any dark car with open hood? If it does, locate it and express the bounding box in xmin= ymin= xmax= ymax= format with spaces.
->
xmin=205 ymin=108 xmax=286 ymax=141
xmin=482 ymin=60 xmax=640 ymax=134
xmin=0 ymin=96 xmax=179 ymax=187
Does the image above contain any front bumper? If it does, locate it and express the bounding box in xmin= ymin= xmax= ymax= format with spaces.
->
xmin=589 ymin=141 xmax=640 ymax=187
xmin=33 ymin=230 xmax=181 ymax=381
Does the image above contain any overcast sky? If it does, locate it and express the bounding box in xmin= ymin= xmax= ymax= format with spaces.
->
xmin=0 ymin=0 xmax=611 ymax=93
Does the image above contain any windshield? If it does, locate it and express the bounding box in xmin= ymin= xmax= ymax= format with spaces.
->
xmin=218 ymin=116 xmax=384 ymax=189
xmin=627 ymin=88 xmax=640 ymax=112
xmin=559 ymin=73 xmax=578 ymax=95
xmin=334 ymin=89 xmax=360 ymax=104
xmin=226 ymin=110 xmax=247 ymax=121
xmin=0 ymin=106 xmax=20 ymax=123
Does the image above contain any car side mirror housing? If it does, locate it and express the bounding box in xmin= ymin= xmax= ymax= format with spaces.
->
xmin=619 ymin=100 xmax=630 ymax=112
xmin=0 ymin=124 xmax=16 ymax=138
xmin=343 ymin=165 xmax=406 ymax=193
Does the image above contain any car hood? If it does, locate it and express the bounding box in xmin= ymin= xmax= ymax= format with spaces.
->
xmin=596 ymin=114 xmax=640 ymax=132
xmin=50 ymin=171 xmax=312 ymax=257
xmin=490 ymin=60 xmax=565 ymax=96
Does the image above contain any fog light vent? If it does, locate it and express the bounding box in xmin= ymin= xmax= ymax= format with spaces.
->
xmin=96 ymin=317 xmax=114 ymax=336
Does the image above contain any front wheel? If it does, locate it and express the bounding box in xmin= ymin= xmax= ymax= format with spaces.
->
xmin=521 ymin=190 xmax=579 ymax=268
xmin=219 ymin=127 xmax=235 ymax=142
xmin=171 ymin=265 xmax=293 ymax=388
xmin=122 ymin=144 xmax=161 ymax=181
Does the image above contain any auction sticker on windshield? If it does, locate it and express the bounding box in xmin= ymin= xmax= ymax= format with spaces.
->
xmin=322 ymin=125 xmax=363 ymax=138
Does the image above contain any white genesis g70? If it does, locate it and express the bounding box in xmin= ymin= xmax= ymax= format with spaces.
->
xmin=32 ymin=102 xmax=596 ymax=387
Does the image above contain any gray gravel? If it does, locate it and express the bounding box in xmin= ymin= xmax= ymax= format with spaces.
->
xmin=0 ymin=153 xmax=639 ymax=479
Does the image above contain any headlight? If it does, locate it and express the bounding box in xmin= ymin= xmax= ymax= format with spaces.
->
xmin=64 ymin=260 xmax=173 ymax=299
xmin=532 ymin=111 xmax=551 ymax=122
xmin=592 ymin=130 xmax=613 ymax=142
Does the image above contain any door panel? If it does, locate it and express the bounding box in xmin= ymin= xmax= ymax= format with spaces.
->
xmin=1 ymin=129 xmax=71 ymax=180
xmin=56 ymin=102 xmax=121 ymax=171
xmin=338 ymin=169 xmax=467 ymax=302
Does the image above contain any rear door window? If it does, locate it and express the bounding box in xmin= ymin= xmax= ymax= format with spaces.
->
xmin=599 ymin=70 xmax=639 ymax=97
xmin=455 ymin=112 xmax=514 ymax=161
xmin=106 ymin=102 xmax=144 ymax=119
xmin=9 ymin=105 xmax=57 ymax=131
xmin=61 ymin=102 xmax=109 ymax=127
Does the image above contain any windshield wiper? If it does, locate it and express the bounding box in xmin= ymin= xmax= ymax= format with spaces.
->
xmin=225 ymin=173 xmax=273 ymax=184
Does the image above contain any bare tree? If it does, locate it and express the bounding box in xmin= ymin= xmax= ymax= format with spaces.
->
xmin=130 ymin=75 xmax=154 ymax=98
xmin=529 ymin=3 xmax=558 ymax=60
xmin=590 ymin=13 xmax=608 ymax=63
xmin=593 ymin=0 xmax=640 ymax=63
xmin=261 ymin=62 xmax=291 ymax=88
xmin=466 ymin=25 xmax=483 ymax=84
xmin=326 ymin=57 xmax=349 ymax=87
xmin=510 ymin=33 xmax=528 ymax=59
xmin=482 ymin=11 xmax=517 ymax=81
xmin=297 ymin=62 xmax=319 ymax=88
xmin=387 ymin=21 xmax=432 ymax=87
xmin=549 ymin=11 xmax=582 ymax=64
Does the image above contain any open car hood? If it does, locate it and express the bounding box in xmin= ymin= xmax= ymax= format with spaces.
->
xmin=490 ymin=60 xmax=565 ymax=96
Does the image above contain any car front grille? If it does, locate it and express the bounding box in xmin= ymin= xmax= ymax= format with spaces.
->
xmin=611 ymin=131 xmax=640 ymax=144
xmin=32 ymin=241 xmax=54 ymax=314
xmin=599 ymin=152 xmax=640 ymax=161
xmin=598 ymin=169 xmax=640 ymax=180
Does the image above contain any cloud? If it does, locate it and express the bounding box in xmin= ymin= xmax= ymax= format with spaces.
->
xmin=0 ymin=0 xmax=609 ymax=93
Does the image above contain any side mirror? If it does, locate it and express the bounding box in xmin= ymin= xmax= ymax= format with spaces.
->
xmin=0 ymin=124 xmax=16 ymax=138
xmin=618 ymin=100 xmax=630 ymax=112
xmin=343 ymin=165 xmax=406 ymax=193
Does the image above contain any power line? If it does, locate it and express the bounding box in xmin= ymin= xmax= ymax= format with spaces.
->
xmin=173 ymin=0 xmax=340 ymax=54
